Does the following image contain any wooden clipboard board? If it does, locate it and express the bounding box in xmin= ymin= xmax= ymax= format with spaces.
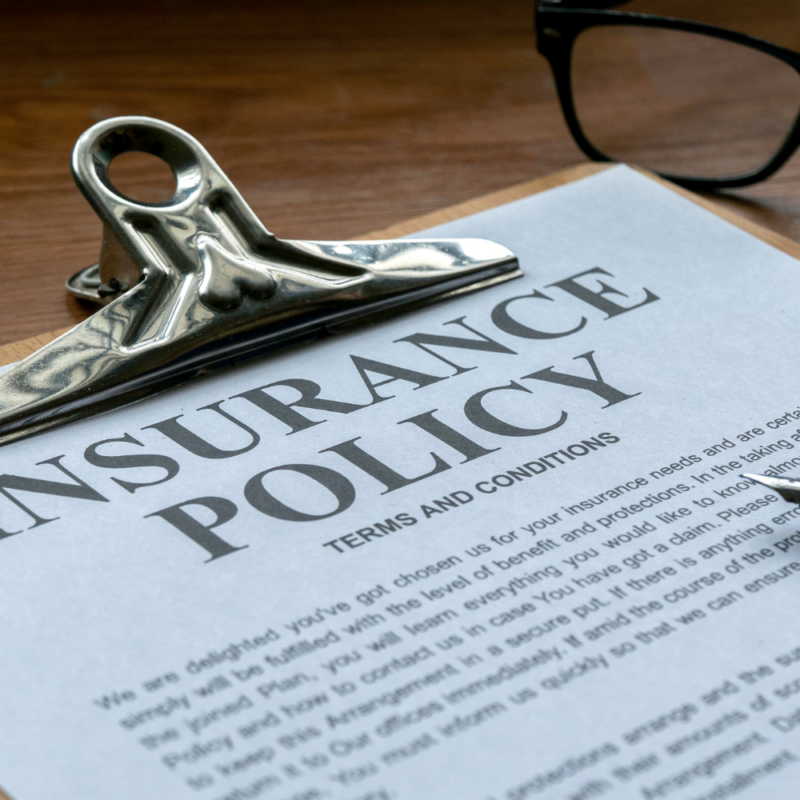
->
xmin=1 ymin=162 xmax=799 ymax=800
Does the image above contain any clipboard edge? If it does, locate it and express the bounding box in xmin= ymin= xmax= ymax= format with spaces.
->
xmin=2 ymin=162 xmax=798 ymax=369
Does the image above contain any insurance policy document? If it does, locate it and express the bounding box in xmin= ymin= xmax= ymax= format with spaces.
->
xmin=3 ymin=166 xmax=800 ymax=800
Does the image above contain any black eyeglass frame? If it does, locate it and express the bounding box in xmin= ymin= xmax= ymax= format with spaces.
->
xmin=535 ymin=0 xmax=800 ymax=190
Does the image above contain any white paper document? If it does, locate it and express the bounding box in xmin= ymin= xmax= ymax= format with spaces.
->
xmin=5 ymin=166 xmax=800 ymax=800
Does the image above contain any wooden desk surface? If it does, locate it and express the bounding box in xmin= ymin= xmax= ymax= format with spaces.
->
xmin=2 ymin=0 xmax=800 ymax=347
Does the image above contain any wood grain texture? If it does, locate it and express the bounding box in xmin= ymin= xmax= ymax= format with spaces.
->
xmin=1 ymin=0 xmax=800 ymax=347
xmin=3 ymin=3 xmax=800 ymax=797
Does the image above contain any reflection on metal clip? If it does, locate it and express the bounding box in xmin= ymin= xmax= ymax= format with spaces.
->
xmin=0 ymin=117 xmax=521 ymax=446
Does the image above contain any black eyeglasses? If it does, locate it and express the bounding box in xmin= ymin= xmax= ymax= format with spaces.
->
xmin=535 ymin=0 xmax=800 ymax=190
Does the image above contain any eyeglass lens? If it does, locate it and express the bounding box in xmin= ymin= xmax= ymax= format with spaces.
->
xmin=570 ymin=25 xmax=800 ymax=180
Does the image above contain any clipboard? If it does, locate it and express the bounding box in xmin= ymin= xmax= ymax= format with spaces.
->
xmin=2 ymin=140 xmax=800 ymax=800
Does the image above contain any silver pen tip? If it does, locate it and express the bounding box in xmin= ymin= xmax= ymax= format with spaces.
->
xmin=742 ymin=473 xmax=800 ymax=504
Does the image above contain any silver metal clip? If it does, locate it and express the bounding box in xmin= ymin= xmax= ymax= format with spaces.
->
xmin=0 ymin=117 xmax=520 ymax=446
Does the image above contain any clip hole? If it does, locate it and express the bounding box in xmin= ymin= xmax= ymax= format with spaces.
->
xmin=107 ymin=151 xmax=178 ymax=204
